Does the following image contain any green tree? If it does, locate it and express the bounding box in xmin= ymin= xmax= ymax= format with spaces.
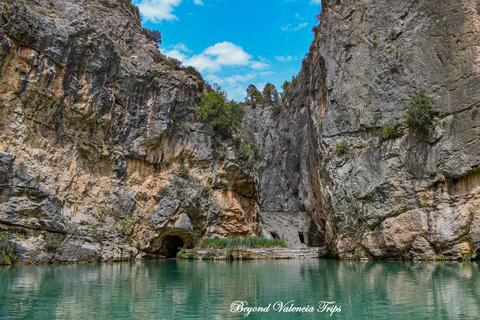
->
xmin=199 ymin=84 xmax=243 ymax=138
xmin=405 ymin=90 xmax=434 ymax=133
xmin=246 ymin=84 xmax=263 ymax=104
xmin=262 ymin=83 xmax=279 ymax=105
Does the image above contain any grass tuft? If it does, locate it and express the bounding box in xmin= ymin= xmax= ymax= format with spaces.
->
xmin=195 ymin=236 xmax=286 ymax=249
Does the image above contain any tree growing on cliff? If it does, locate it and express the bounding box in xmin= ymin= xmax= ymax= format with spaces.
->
xmin=262 ymin=83 xmax=279 ymax=105
xmin=199 ymin=84 xmax=243 ymax=138
xmin=405 ymin=90 xmax=434 ymax=133
xmin=245 ymin=84 xmax=263 ymax=105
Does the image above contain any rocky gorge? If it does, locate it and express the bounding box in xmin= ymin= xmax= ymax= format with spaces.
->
xmin=0 ymin=0 xmax=479 ymax=263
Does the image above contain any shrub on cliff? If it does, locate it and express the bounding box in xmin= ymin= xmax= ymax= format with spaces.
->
xmin=0 ymin=232 xmax=16 ymax=265
xmin=405 ymin=90 xmax=434 ymax=133
xmin=142 ymin=27 xmax=162 ymax=44
xmin=199 ymin=84 xmax=243 ymax=138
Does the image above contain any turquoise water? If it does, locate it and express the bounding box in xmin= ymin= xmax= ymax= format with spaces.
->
xmin=1 ymin=259 xmax=479 ymax=319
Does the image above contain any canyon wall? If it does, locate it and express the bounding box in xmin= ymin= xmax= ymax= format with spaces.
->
xmin=264 ymin=0 xmax=480 ymax=259
xmin=1 ymin=0 xmax=479 ymax=263
xmin=0 ymin=0 xmax=260 ymax=263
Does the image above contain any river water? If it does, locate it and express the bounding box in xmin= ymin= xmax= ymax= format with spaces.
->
xmin=1 ymin=259 xmax=479 ymax=319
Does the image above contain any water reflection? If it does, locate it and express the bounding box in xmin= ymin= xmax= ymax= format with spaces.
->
xmin=0 ymin=260 xmax=479 ymax=319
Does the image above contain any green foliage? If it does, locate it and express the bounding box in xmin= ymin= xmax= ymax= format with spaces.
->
xmin=335 ymin=141 xmax=349 ymax=153
xmin=246 ymin=84 xmax=263 ymax=105
xmin=271 ymin=105 xmax=282 ymax=117
xmin=0 ymin=232 xmax=16 ymax=265
xmin=195 ymin=236 xmax=287 ymax=249
xmin=115 ymin=220 xmax=132 ymax=235
xmin=281 ymin=81 xmax=290 ymax=92
xmin=199 ymin=84 xmax=243 ymax=138
xmin=178 ymin=164 xmax=190 ymax=179
xmin=461 ymin=251 xmax=473 ymax=262
xmin=382 ymin=121 xmax=402 ymax=140
xmin=226 ymin=249 xmax=235 ymax=260
xmin=262 ymin=83 xmax=279 ymax=105
xmin=238 ymin=144 xmax=253 ymax=159
xmin=241 ymin=252 xmax=254 ymax=260
xmin=405 ymin=90 xmax=434 ymax=133
xmin=44 ymin=234 xmax=63 ymax=252
xmin=142 ymin=27 xmax=162 ymax=44
xmin=177 ymin=249 xmax=196 ymax=260
xmin=435 ymin=254 xmax=446 ymax=261
xmin=202 ymin=251 xmax=215 ymax=260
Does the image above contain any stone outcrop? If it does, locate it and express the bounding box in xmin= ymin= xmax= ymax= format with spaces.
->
xmin=257 ymin=0 xmax=480 ymax=260
xmin=0 ymin=0 xmax=260 ymax=264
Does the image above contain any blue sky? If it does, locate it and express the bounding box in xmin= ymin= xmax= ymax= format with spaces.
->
xmin=134 ymin=0 xmax=322 ymax=101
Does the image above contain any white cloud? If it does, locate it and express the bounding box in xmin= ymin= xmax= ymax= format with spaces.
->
xmin=202 ymin=42 xmax=252 ymax=67
xmin=282 ymin=22 xmax=309 ymax=32
xmin=251 ymin=61 xmax=269 ymax=70
xmin=162 ymin=42 xmax=273 ymax=101
xmin=135 ymin=0 xmax=203 ymax=22
xmin=164 ymin=41 xmax=269 ymax=73
xmin=310 ymin=0 xmax=321 ymax=4
xmin=172 ymin=43 xmax=191 ymax=52
xmin=275 ymin=55 xmax=295 ymax=62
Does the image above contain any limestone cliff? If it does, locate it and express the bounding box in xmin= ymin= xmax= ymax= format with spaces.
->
xmin=257 ymin=0 xmax=480 ymax=259
xmin=1 ymin=0 xmax=479 ymax=264
xmin=0 ymin=0 xmax=260 ymax=263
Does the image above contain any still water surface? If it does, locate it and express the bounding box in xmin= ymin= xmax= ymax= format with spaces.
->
xmin=1 ymin=259 xmax=479 ymax=319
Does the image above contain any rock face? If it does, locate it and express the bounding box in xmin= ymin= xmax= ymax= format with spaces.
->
xmin=258 ymin=0 xmax=480 ymax=259
xmin=1 ymin=0 xmax=479 ymax=263
xmin=0 ymin=0 xmax=259 ymax=263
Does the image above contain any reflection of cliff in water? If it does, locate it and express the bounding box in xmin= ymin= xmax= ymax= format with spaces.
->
xmin=1 ymin=260 xmax=479 ymax=319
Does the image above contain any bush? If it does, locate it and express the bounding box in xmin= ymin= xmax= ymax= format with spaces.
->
xmin=238 ymin=144 xmax=253 ymax=159
xmin=241 ymin=252 xmax=254 ymax=260
xmin=202 ymin=251 xmax=215 ymax=260
xmin=44 ymin=234 xmax=63 ymax=252
xmin=178 ymin=164 xmax=190 ymax=179
xmin=142 ymin=27 xmax=162 ymax=44
xmin=199 ymin=84 xmax=243 ymax=138
xmin=0 ymin=232 xmax=16 ymax=265
xmin=336 ymin=141 xmax=349 ymax=153
xmin=405 ymin=90 xmax=434 ymax=133
xmin=115 ymin=220 xmax=132 ymax=235
xmin=382 ymin=121 xmax=402 ymax=140
xmin=195 ymin=236 xmax=286 ymax=249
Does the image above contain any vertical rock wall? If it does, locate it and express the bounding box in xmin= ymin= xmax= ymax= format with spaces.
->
xmin=280 ymin=0 xmax=480 ymax=259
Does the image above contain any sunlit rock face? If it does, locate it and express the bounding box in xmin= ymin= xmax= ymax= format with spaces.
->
xmin=0 ymin=0 xmax=260 ymax=264
xmin=260 ymin=0 xmax=480 ymax=259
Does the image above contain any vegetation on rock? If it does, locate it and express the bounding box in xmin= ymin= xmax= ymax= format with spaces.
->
xmin=0 ymin=232 xmax=16 ymax=265
xmin=195 ymin=236 xmax=287 ymax=249
xmin=405 ymin=90 xmax=434 ymax=133
xmin=199 ymin=84 xmax=243 ymax=138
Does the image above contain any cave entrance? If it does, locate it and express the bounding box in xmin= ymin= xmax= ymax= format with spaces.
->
xmin=164 ymin=236 xmax=185 ymax=258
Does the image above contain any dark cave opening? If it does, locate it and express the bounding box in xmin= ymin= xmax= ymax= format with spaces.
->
xmin=164 ymin=235 xmax=185 ymax=258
